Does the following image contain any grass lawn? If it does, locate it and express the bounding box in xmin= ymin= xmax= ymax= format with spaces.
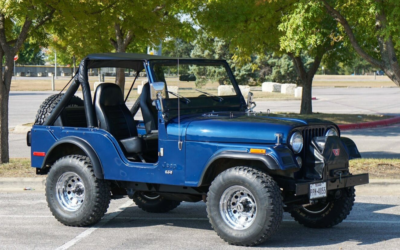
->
xmin=350 ymin=158 xmax=400 ymax=179
xmin=0 ymin=158 xmax=36 ymax=178
xmin=1 ymin=158 xmax=400 ymax=179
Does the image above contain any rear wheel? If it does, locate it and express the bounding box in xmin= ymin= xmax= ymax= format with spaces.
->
xmin=45 ymin=155 xmax=111 ymax=227
xmin=132 ymin=191 xmax=181 ymax=213
xmin=290 ymin=187 xmax=355 ymax=228
xmin=207 ymin=167 xmax=283 ymax=246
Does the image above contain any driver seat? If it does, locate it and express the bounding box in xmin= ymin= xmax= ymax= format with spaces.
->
xmin=94 ymin=83 xmax=142 ymax=155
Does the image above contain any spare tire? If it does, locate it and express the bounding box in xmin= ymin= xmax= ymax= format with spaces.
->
xmin=35 ymin=94 xmax=84 ymax=125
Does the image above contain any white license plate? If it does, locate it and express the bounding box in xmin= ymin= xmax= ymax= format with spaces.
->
xmin=309 ymin=182 xmax=327 ymax=199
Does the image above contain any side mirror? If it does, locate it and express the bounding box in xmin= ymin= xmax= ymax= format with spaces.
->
xmin=150 ymin=82 xmax=166 ymax=100
xmin=246 ymin=92 xmax=256 ymax=112
xmin=150 ymin=82 xmax=166 ymax=117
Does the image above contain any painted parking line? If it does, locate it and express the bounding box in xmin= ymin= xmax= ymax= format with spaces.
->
xmin=55 ymin=200 xmax=133 ymax=250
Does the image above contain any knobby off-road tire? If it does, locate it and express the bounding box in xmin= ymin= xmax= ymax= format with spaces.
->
xmin=207 ymin=167 xmax=283 ymax=246
xmin=290 ymin=187 xmax=355 ymax=228
xmin=132 ymin=192 xmax=181 ymax=213
xmin=35 ymin=94 xmax=83 ymax=125
xmin=46 ymin=155 xmax=111 ymax=227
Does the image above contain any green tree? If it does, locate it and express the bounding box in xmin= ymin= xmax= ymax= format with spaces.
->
xmin=255 ymin=53 xmax=313 ymax=84
xmin=190 ymin=32 xmax=256 ymax=85
xmin=0 ymin=0 xmax=57 ymax=163
xmin=190 ymin=0 xmax=345 ymax=114
xmin=16 ymin=42 xmax=44 ymax=65
xmin=50 ymin=0 xmax=194 ymax=93
xmin=320 ymin=0 xmax=400 ymax=86
xmin=162 ymin=38 xmax=194 ymax=58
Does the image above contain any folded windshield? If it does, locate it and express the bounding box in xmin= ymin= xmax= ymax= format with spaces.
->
xmin=150 ymin=61 xmax=238 ymax=99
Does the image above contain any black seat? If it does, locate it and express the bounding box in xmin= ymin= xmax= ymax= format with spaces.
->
xmin=140 ymin=83 xmax=159 ymax=134
xmin=94 ymin=83 xmax=142 ymax=154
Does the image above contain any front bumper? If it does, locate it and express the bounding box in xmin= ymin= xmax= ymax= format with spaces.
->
xmin=295 ymin=173 xmax=369 ymax=196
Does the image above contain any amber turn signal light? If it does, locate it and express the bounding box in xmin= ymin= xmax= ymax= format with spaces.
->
xmin=249 ymin=148 xmax=266 ymax=154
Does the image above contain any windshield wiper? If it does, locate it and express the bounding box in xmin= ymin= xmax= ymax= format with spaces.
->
xmin=195 ymin=89 xmax=224 ymax=102
xmin=168 ymin=91 xmax=190 ymax=104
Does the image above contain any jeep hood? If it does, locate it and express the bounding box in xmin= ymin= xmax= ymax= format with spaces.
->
xmin=167 ymin=112 xmax=334 ymax=144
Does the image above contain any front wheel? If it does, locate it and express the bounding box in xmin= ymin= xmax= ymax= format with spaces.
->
xmin=45 ymin=155 xmax=111 ymax=227
xmin=290 ymin=187 xmax=355 ymax=228
xmin=207 ymin=167 xmax=283 ymax=246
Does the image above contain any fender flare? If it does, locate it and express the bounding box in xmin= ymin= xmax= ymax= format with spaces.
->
xmin=41 ymin=136 xmax=104 ymax=179
xmin=340 ymin=137 xmax=362 ymax=159
xmin=199 ymin=147 xmax=299 ymax=185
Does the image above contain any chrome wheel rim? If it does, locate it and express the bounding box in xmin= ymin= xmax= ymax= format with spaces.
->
xmin=142 ymin=192 xmax=161 ymax=200
xmin=220 ymin=185 xmax=257 ymax=230
xmin=303 ymin=203 xmax=330 ymax=214
xmin=56 ymin=172 xmax=85 ymax=212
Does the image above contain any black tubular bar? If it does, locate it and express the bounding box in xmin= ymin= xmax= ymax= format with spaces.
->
xmin=73 ymin=59 xmax=97 ymax=127
xmin=124 ymin=72 xmax=139 ymax=103
xmin=43 ymin=80 xmax=80 ymax=126
xmin=79 ymin=60 xmax=97 ymax=127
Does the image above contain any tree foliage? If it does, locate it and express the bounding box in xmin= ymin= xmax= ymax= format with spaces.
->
xmin=319 ymin=0 xmax=400 ymax=86
xmin=189 ymin=0 xmax=345 ymax=113
xmin=48 ymin=0 xmax=194 ymax=91
xmin=17 ymin=42 xmax=44 ymax=65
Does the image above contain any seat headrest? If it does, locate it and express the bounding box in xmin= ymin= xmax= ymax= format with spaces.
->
xmin=94 ymin=83 xmax=124 ymax=106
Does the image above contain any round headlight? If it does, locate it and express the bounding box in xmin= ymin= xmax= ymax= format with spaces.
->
xmin=325 ymin=128 xmax=338 ymax=137
xmin=290 ymin=132 xmax=303 ymax=153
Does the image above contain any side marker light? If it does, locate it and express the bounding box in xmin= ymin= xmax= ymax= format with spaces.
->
xmin=250 ymin=149 xmax=266 ymax=154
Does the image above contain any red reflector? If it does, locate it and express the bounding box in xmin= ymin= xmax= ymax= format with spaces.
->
xmin=33 ymin=152 xmax=46 ymax=157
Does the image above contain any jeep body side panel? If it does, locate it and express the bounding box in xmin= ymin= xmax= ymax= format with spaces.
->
xmin=31 ymin=127 xmax=58 ymax=167
xmin=185 ymin=141 xmax=299 ymax=186
xmin=41 ymin=136 xmax=104 ymax=179
xmin=31 ymin=125 xmax=188 ymax=186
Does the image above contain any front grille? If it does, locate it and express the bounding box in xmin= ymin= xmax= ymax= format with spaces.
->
xmin=302 ymin=127 xmax=326 ymax=147
xmin=299 ymin=127 xmax=327 ymax=179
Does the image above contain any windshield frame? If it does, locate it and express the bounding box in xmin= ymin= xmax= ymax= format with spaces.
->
xmin=147 ymin=59 xmax=242 ymax=99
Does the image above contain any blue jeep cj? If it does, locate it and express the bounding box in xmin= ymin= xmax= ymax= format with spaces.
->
xmin=27 ymin=53 xmax=369 ymax=246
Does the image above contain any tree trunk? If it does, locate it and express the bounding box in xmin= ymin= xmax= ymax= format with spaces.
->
xmin=0 ymin=53 xmax=13 ymax=163
xmin=115 ymin=68 xmax=125 ymax=93
xmin=0 ymin=10 xmax=54 ymax=164
xmin=0 ymin=45 xmax=6 ymax=163
xmin=289 ymin=53 xmax=324 ymax=114
xmin=110 ymin=25 xmax=134 ymax=95
xmin=0 ymin=81 xmax=9 ymax=163
xmin=300 ymin=78 xmax=313 ymax=114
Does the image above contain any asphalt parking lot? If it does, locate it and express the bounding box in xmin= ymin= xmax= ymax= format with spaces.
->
xmin=1 ymin=190 xmax=400 ymax=250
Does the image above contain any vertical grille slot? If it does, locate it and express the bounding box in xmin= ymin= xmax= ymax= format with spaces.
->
xmin=301 ymin=126 xmax=326 ymax=155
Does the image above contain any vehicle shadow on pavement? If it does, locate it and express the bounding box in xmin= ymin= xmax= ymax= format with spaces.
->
xmin=360 ymin=151 xmax=400 ymax=159
xmin=100 ymin=202 xmax=400 ymax=248
xmin=262 ymin=202 xmax=400 ymax=248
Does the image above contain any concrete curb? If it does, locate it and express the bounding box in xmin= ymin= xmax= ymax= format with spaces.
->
xmin=13 ymin=124 xmax=32 ymax=133
xmin=339 ymin=116 xmax=400 ymax=131
xmin=0 ymin=177 xmax=46 ymax=191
